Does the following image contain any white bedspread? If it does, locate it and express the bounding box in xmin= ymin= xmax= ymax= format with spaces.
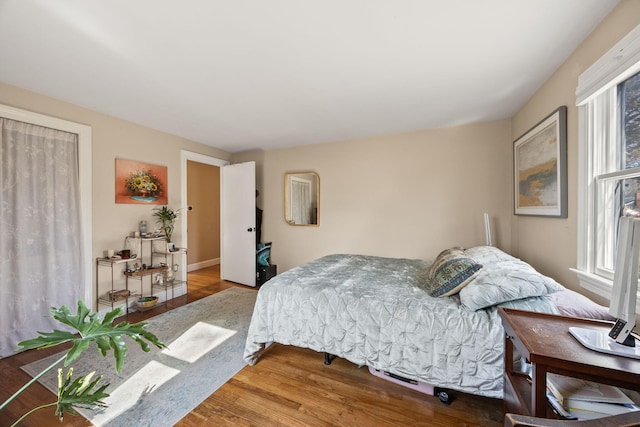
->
xmin=243 ymin=248 xmax=560 ymax=398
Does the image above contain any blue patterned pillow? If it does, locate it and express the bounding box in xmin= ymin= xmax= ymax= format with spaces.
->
xmin=427 ymin=247 xmax=482 ymax=297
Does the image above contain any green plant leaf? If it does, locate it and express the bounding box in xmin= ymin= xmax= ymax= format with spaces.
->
xmin=55 ymin=368 xmax=110 ymax=421
xmin=18 ymin=301 xmax=165 ymax=372
xmin=152 ymin=206 xmax=180 ymax=242
xmin=3 ymin=301 xmax=165 ymax=425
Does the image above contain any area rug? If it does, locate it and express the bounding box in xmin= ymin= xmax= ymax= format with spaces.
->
xmin=21 ymin=287 xmax=257 ymax=427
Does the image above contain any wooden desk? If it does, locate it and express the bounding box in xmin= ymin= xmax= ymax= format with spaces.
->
xmin=498 ymin=308 xmax=640 ymax=418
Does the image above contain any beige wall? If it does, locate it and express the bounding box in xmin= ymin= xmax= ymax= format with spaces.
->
xmin=235 ymin=120 xmax=512 ymax=272
xmin=186 ymin=161 xmax=221 ymax=266
xmin=510 ymin=0 xmax=640 ymax=305
xmin=0 ymin=81 xmax=231 ymax=307
xmin=5 ymin=0 xmax=637 ymax=304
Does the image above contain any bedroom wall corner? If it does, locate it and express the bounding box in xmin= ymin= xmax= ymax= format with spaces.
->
xmin=509 ymin=0 xmax=640 ymax=303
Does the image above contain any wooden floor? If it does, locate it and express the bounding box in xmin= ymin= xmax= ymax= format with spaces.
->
xmin=0 ymin=266 xmax=504 ymax=426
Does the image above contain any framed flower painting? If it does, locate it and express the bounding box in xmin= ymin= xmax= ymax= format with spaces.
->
xmin=115 ymin=158 xmax=168 ymax=204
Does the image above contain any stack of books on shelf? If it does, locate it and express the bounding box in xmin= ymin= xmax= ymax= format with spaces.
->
xmin=546 ymin=373 xmax=640 ymax=420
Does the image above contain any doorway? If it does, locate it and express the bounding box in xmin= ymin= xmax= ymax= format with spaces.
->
xmin=186 ymin=160 xmax=221 ymax=271
xmin=180 ymin=151 xmax=228 ymax=281
xmin=181 ymin=152 xmax=257 ymax=287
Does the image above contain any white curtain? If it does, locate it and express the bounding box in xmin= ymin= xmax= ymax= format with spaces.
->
xmin=0 ymin=118 xmax=83 ymax=358
xmin=291 ymin=180 xmax=311 ymax=225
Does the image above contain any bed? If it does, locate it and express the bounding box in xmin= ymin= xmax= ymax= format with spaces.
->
xmin=243 ymin=246 xmax=612 ymax=399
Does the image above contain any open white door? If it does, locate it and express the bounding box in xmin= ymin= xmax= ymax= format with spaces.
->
xmin=221 ymin=161 xmax=256 ymax=286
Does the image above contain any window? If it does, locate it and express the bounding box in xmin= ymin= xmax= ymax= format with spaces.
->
xmin=622 ymin=73 xmax=640 ymax=172
xmin=575 ymin=25 xmax=640 ymax=298
xmin=593 ymin=72 xmax=640 ymax=275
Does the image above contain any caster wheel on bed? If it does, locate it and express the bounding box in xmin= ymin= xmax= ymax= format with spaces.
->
xmin=434 ymin=388 xmax=452 ymax=405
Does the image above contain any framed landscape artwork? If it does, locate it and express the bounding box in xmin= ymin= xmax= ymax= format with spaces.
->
xmin=115 ymin=159 xmax=168 ymax=205
xmin=513 ymin=106 xmax=567 ymax=217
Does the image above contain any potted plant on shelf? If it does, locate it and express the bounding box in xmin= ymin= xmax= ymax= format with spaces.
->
xmin=152 ymin=206 xmax=180 ymax=251
xmin=0 ymin=301 xmax=164 ymax=426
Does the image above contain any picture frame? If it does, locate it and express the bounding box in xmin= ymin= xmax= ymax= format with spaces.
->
xmin=115 ymin=158 xmax=168 ymax=205
xmin=513 ymin=106 xmax=567 ymax=217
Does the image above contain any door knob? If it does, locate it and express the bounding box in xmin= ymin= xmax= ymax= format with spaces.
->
xmin=247 ymin=227 xmax=255 ymax=232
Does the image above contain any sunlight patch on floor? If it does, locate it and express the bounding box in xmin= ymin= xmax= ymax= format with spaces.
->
xmin=161 ymin=321 xmax=237 ymax=363
xmin=91 ymin=360 xmax=180 ymax=425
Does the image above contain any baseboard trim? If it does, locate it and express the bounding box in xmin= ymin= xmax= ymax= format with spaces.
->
xmin=187 ymin=258 xmax=220 ymax=272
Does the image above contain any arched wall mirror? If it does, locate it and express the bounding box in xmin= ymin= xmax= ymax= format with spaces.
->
xmin=284 ymin=171 xmax=319 ymax=226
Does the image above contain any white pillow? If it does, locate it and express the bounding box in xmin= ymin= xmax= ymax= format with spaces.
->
xmin=545 ymin=289 xmax=615 ymax=321
xmin=460 ymin=246 xmax=565 ymax=310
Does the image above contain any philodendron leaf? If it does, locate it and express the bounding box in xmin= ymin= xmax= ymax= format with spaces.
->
xmin=55 ymin=368 xmax=110 ymax=421
xmin=18 ymin=301 xmax=165 ymax=373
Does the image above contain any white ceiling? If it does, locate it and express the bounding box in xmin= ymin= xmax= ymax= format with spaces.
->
xmin=0 ymin=1 xmax=620 ymax=153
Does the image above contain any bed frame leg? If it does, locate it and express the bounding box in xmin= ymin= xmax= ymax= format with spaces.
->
xmin=324 ymin=353 xmax=335 ymax=365
xmin=434 ymin=387 xmax=453 ymax=405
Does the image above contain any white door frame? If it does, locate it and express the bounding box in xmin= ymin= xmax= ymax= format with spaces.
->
xmin=180 ymin=150 xmax=229 ymax=281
